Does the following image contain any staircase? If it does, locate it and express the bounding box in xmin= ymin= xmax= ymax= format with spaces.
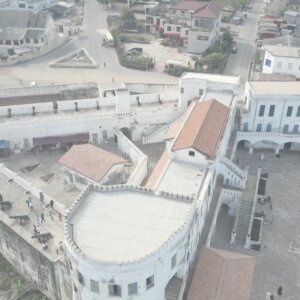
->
xmin=221 ymin=156 xmax=248 ymax=189
xmin=234 ymin=198 xmax=253 ymax=247
xmin=233 ymin=173 xmax=257 ymax=247
xmin=142 ymin=124 xmax=170 ymax=144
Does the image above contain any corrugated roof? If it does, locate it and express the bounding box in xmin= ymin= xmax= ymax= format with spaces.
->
xmin=172 ymin=99 xmax=229 ymax=158
xmin=59 ymin=144 xmax=127 ymax=182
xmin=171 ymin=0 xmax=207 ymax=12
xmin=187 ymin=247 xmax=255 ymax=300
xmin=192 ymin=2 xmax=222 ymax=18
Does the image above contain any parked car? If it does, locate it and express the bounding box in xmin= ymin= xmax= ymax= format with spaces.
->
xmin=127 ymin=48 xmax=143 ymax=55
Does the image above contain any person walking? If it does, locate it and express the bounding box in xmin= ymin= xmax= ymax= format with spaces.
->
xmin=41 ymin=212 xmax=45 ymax=223
xmin=50 ymin=199 xmax=54 ymax=209
xmin=277 ymin=286 xmax=283 ymax=296
xmin=103 ymin=62 xmax=106 ymax=68
xmin=29 ymin=201 xmax=34 ymax=212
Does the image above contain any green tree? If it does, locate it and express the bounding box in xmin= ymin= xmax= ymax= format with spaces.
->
xmin=120 ymin=9 xmax=137 ymax=30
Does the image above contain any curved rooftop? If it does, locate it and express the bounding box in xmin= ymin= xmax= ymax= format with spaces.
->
xmin=67 ymin=188 xmax=193 ymax=263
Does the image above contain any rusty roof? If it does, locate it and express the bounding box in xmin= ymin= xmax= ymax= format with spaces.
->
xmin=59 ymin=144 xmax=127 ymax=182
xmin=171 ymin=1 xmax=208 ymax=11
xmin=172 ymin=99 xmax=229 ymax=158
xmin=187 ymin=247 xmax=255 ymax=300
xmin=192 ymin=2 xmax=222 ymax=18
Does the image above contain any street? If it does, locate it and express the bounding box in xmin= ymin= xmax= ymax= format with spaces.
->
xmin=0 ymin=0 xmax=265 ymax=87
xmin=223 ymin=0 xmax=265 ymax=83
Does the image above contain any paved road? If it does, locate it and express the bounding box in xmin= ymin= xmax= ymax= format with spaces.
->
xmin=0 ymin=0 xmax=265 ymax=88
xmin=0 ymin=0 xmax=177 ymax=87
xmin=223 ymin=0 xmax=266 ymax=83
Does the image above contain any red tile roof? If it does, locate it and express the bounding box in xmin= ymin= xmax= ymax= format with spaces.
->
xmin=172 ymin=99 xmax=229 ymax=158
xmin=59 ymin=144 xmax=127 ymax=182
xmin=171 ymin=0 xmax=208 ymax=12
xmin=187 ymin=247 xmax=255 ymax=300
xmin=192 ymin=2 xmax=222 ymax=18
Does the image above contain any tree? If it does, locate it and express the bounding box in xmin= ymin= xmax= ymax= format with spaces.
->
xmin=120 ymin=9 xmax=137 ymax=30
xmin=197 ymin=52 xmax=226 ymax=72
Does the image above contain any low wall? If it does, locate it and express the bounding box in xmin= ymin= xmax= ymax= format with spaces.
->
xmin=114 ymin=129 xmax=147 ymax=185
xmin=0 ymin=82 xmax=97 ymax=98
xmin=125 ymin=83 xmax=179 ymax=94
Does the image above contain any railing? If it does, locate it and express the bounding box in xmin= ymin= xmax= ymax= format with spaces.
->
xmin=221 ymin=156 xmax=247 ymax=179
xmin=142 ymin=124 xmax=170 ymax=144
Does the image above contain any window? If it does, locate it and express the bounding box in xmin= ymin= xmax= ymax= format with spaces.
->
xmin=176 ymin=26 xmax=180 ymax=32
xmin=276 ymin=62 xmax=282 ymax=69
xmin=108 ymin=284 xmax=122 ymax=297
xmin=25 ymin=38 xmax=30 ymax=44
xmin=268 ymin=105 xmax=275 ymax=116
xmin=128 ymin=282 xmax=138 ymax=295
xmin=78 ymin=271 xmax=84 ymax=286
xmin=288 ymin=62 xmax=293 ymax=70
xmin=102 ymin=130 xmax=107 ymax=139
xmin=0 ymin=40 xmax=3 ymax=45
xmin=297 ymin=106 xmax=300 ymax=116
xmin=199 ymin=88 xmax=204 ymax=96
xmin=256 ymin=124 xmax=262 ymax=132
xmin=34 ymin=39 xmax=39 ymax=44
xmin=167 ymin=26 xmax=171 ymax=31
xmin=243 ymin=122 xmax=248 ymax=132
xmin=6 ymin=40 xmax=11 ymax=45
xmin=286 ymin=106 xmax=293 ymax=117
xmin=283 ymin=124 xmax=289 ymax=132
xmin=265 ymin=59 xmax=271 ymax=67
xmin=90 ymin=279 xmax=99 ymax=294
xmin=197 ymin=35 xmax=208 ymax=41
xmin=293 ymin=125 xmax=299 ymax=132
xmin=171 ymin=254 xmax=177 ymax=269
xmin=266 ymin=123 xmax=272 ymax=132
xmin=180 ymin=87 xmax=184 ymax=94
xmin=146 ymin=276 xmax=154 ymax=289
xmin=189 ymin=150 xmax=195 ymax=157
xmin=258 ymin=105 xmax=265 ymax=117
xmin=18 ymin=3 xmax=25 ymax=7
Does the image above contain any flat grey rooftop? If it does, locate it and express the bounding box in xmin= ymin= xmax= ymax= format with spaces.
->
xmin=0 ymin=150 xmax=81 ymax=208
xmin=0 ymin=172 xmax=64 ymax=260
xmin=156 ymin=160 xmax=207 ymax=197
xmin=70 ymin=189 xmax=193 ymax=263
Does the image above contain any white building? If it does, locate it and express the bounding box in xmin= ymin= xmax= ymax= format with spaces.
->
xmin=0 ymin=0 xmax=58 ymax=12
xmin=234 ymin=80 xmax=300 ymax=154
xmin=59 ymin=144 xmax=128 ymax=187
xmin=0 ymin=10 xmax=59 ymax=60
xmin=262 ymin=45 xmax=300 ymax=79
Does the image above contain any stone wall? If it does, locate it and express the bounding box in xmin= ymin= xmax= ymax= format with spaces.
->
xmin=0 ymin=219 xmax=72 ymax=300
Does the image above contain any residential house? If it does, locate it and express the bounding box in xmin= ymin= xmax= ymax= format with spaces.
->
xmin=262 ymin=45 xmax=300 ymax=79
xmin=0 ymin=10 xmax=58 ymax=58
xmin=0 ymin=0 xmax=58 ymax=12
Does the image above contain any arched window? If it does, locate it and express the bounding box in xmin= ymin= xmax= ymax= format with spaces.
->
xmin=243 ymin=122 xmax=248 ymax=132
xmin=266 ymin=123 xmax=272 ymax=132
xmin=293 ymin=124 xmax=299 ymax=133
xmin=256 ymin=123 xmax=262 ymax=132
xmin=283 ymin=124 xmax=289 ymax=133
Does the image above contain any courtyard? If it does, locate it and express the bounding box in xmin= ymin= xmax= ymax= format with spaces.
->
xmin=212 ymin=148 xmax=300 ymax=299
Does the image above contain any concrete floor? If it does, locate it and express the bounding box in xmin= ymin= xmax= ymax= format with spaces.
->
xmin=212 ymin=148 xmax=300 ymax=300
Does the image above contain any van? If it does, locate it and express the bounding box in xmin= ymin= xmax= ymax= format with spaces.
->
xmin=103 ymin=31 xmax=114 ymax=47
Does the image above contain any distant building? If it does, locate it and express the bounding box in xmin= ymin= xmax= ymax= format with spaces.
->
xmin=262 ymin=45 xmax=300 ymax=79
xmin=288 ymin=0 xmax=300 ymax=12
xmin=0 ymin=0 xmax=58 ymax=12
xmin=0 ymin=10 xmax=58 ymax=60
xmin=144 ymin=0 xmax=222 ymax=54
xmin=59 ymin=144 xmax=127 ymax=187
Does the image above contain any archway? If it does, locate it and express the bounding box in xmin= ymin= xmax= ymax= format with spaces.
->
xmin=252 ymin=140 xmax=279 ymax=152
xmin=281 ymin=141 xmax=300 ymax=153
xmin=120 ymin=127 xmax=132 ymax=140
xmin=236 ymin=139 xmax=251 ymax=150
